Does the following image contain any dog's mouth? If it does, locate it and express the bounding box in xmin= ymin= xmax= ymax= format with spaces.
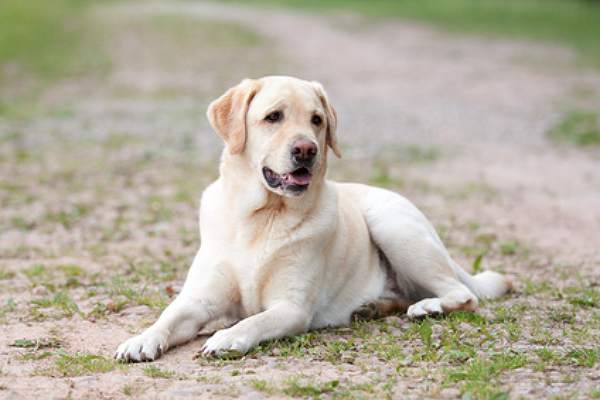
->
xmin=262 ymin=166 xmax=312 ymax=193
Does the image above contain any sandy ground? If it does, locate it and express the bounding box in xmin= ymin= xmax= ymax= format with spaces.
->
xmin=0 ymin=2 xmax=599 ymax=399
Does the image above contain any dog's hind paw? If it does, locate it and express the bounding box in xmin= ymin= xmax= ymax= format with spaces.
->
xmin=351 ymin=302 xmax=380 ymax=321
xmin=407 ymin=298 xmax=443 ymax=319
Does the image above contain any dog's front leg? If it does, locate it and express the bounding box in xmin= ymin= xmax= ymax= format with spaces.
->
xmin=115 ymin=249 xmax=236 ymax=362
xmin=200 ymin=301 xmax=311 ymax=356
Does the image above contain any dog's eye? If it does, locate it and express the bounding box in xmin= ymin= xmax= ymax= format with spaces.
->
xmin=311 ymin=115 xmax=323 ymax=126
xmin=264 ymin=111 xmax=282 ymax=123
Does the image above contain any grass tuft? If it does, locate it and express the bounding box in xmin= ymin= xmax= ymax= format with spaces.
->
xmin=548 ymin=110 xmax=600 ymax=147
xmin=0 ymin=269 xmax=15 ymax=280
xmin=31 ymin=291 xmax=80 ymax=319
xmin=10 ymin=337 xmax=62 ymax=349
xmin=283 ymin=377 xmax=340 ymax=398
xmin=445 ymin=351 xmax=527 ymax=399
xmin=143 ymin=365 xmax=176 ymax=379
xmin=53 ymin=351 xmax=119 ymax=377
xmin=249 ymin=379 xmax=275 ymax=394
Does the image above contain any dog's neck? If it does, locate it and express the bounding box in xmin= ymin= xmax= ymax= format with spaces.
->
xmin=218 ymin=150 xmax=325 ymax=220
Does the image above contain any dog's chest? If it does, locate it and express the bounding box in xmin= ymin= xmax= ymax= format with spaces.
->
xmin=226 ymin=214 xmax=315 ymax=316
xmin=222 ymin=239 xmax=289 ymax=317
xmin=201 ymin=184 xmax=332 ymax=316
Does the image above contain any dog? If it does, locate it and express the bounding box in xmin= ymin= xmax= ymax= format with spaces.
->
xmin=115 ymin=76 xmax=512 ymax=362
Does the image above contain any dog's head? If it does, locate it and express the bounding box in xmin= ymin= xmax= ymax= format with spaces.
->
xmin=207 ymin=76 xmax=340 ymax=197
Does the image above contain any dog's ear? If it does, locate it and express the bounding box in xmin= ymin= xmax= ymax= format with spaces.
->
xmin=312 ymin=81 xmax=341 ymax=158
xmin=207 ymin=79 xmax=261 ymax=155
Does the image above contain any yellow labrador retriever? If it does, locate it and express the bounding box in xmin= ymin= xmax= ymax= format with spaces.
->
xmin=115 ymin=76 xmax=512 ymax=362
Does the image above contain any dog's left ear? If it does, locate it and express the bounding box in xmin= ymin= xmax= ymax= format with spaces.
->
xmin=312 ymin=81 xmax=341 ymax=158
xmin=207 ymin=79 xmax=261 ymax=155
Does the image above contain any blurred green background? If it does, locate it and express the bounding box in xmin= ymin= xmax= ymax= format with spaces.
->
xmin=3 ymin=0 xmax=598 ymax=144
xmin=2 ymin=0 xmax=600 ymax=84
xmin=0 ymin=0 xmax=600 ymax=77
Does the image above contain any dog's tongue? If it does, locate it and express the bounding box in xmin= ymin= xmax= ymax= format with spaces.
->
xmin=284 ymin=169 xmax=312 ymax=185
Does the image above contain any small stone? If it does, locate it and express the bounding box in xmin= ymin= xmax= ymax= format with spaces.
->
xmin=106 ymin=301 xmax=117 ymax=313
xmin=459 ymin=322 xmax=471 ymax=331
xmin=32 ymin=286 xmax=47 ymax=296
xmin=384 ymin=315 xmax=403 ymax=326
xmin=340 ymin=352 xmax=355 ymax=364
xmin=441 ymin=387 xmax=461 ymax=397
xmin=165 ymin=285 xmax=175 ymax=297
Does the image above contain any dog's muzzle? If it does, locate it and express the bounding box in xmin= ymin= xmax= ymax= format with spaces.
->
xmin=262 ymin=166 xmax=312 ymax=193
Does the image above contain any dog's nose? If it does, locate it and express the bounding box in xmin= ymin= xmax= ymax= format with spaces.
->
xmin=291 ymin=139 xmax=317 ymax=164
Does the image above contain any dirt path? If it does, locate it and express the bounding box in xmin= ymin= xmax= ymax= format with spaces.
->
xmin=1 ymin=2 xmax=599 ymax=399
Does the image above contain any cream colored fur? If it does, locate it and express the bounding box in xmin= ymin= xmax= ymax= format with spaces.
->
xmin=115 ymin=76 xmax=512 ymax=362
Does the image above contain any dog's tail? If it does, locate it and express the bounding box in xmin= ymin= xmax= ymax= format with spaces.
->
xmin=450 ymin=260 xmax=513 ymax=300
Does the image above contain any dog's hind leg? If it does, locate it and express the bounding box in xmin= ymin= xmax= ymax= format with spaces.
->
xmin=360 ymin=187 xmax=510 ymax=318
xmin=351 ymin=297 xmax=411 ymax=321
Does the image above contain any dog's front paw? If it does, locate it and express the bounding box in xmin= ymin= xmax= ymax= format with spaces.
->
xmin=115 ymin=331 xmax=166 ymax=363
xmin=200 ymin=328 xmax=251 ymax=358
xmin=407 ymin=298 xmax=443 ymax=319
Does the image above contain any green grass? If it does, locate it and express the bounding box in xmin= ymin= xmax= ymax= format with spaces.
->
xmin=107 ymin=277 xmax=169 ymax=311
xmin=0 ymin=0 xmax=103 ymax=79
xmin=521 ymin=279 xmax=556 ymax=296
xmin=243 ymin=374 xmax=381 ymax=398
xmin=237 ymin=0 xmax=600 ymax=67
xmin=0 ymin=298 xmax=16 ymax=321
xmin=565 ymin=347 xmax=600 ymax=368
xmin=567 ymin=287 xmax=599 ymax=308
xmin=122 ymin=385 xmax=134 ymax=396
xmin=212 ymin=305 xmax=597 ymax=398
xmin=23 ymin=263 xmax=87 ymax=290
xmin=0 ymin=268 xmax=15 ymax=280
xmin=548 ymin=110 xmax=600 ymax=147
xmin=499 ymin=240 xmax=519 ymax=256
xmin=30 ymin=291 xmax=81 ymax=319
xmin=369 ymin=163 xmax=397 ymax=188
xmin=282 ymin=377 xmax=340 ymax=398
xmin=10 ymin=337 xmax=62 ymax=349
xmin=444 ymin=351 xmax=527 ymax=399
xmin=535 ymin=347 xmax=600 ymax=369
xmin=0 ymin=0 xmax=108 ymax=119
xmin=20 ymin=351 xmax=54 ymax=361
xmin=404 ymin=145 xmax=441 ymax=163
xmin=143 ymin=365 xmax=176 ymax=379
xmin=53 ymin=352 xmax=119 ymax=376
xmin=45 ymin=203 xmax=92 ymax=229
xmin=249 ymin=379 xmax=275 ymax=394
